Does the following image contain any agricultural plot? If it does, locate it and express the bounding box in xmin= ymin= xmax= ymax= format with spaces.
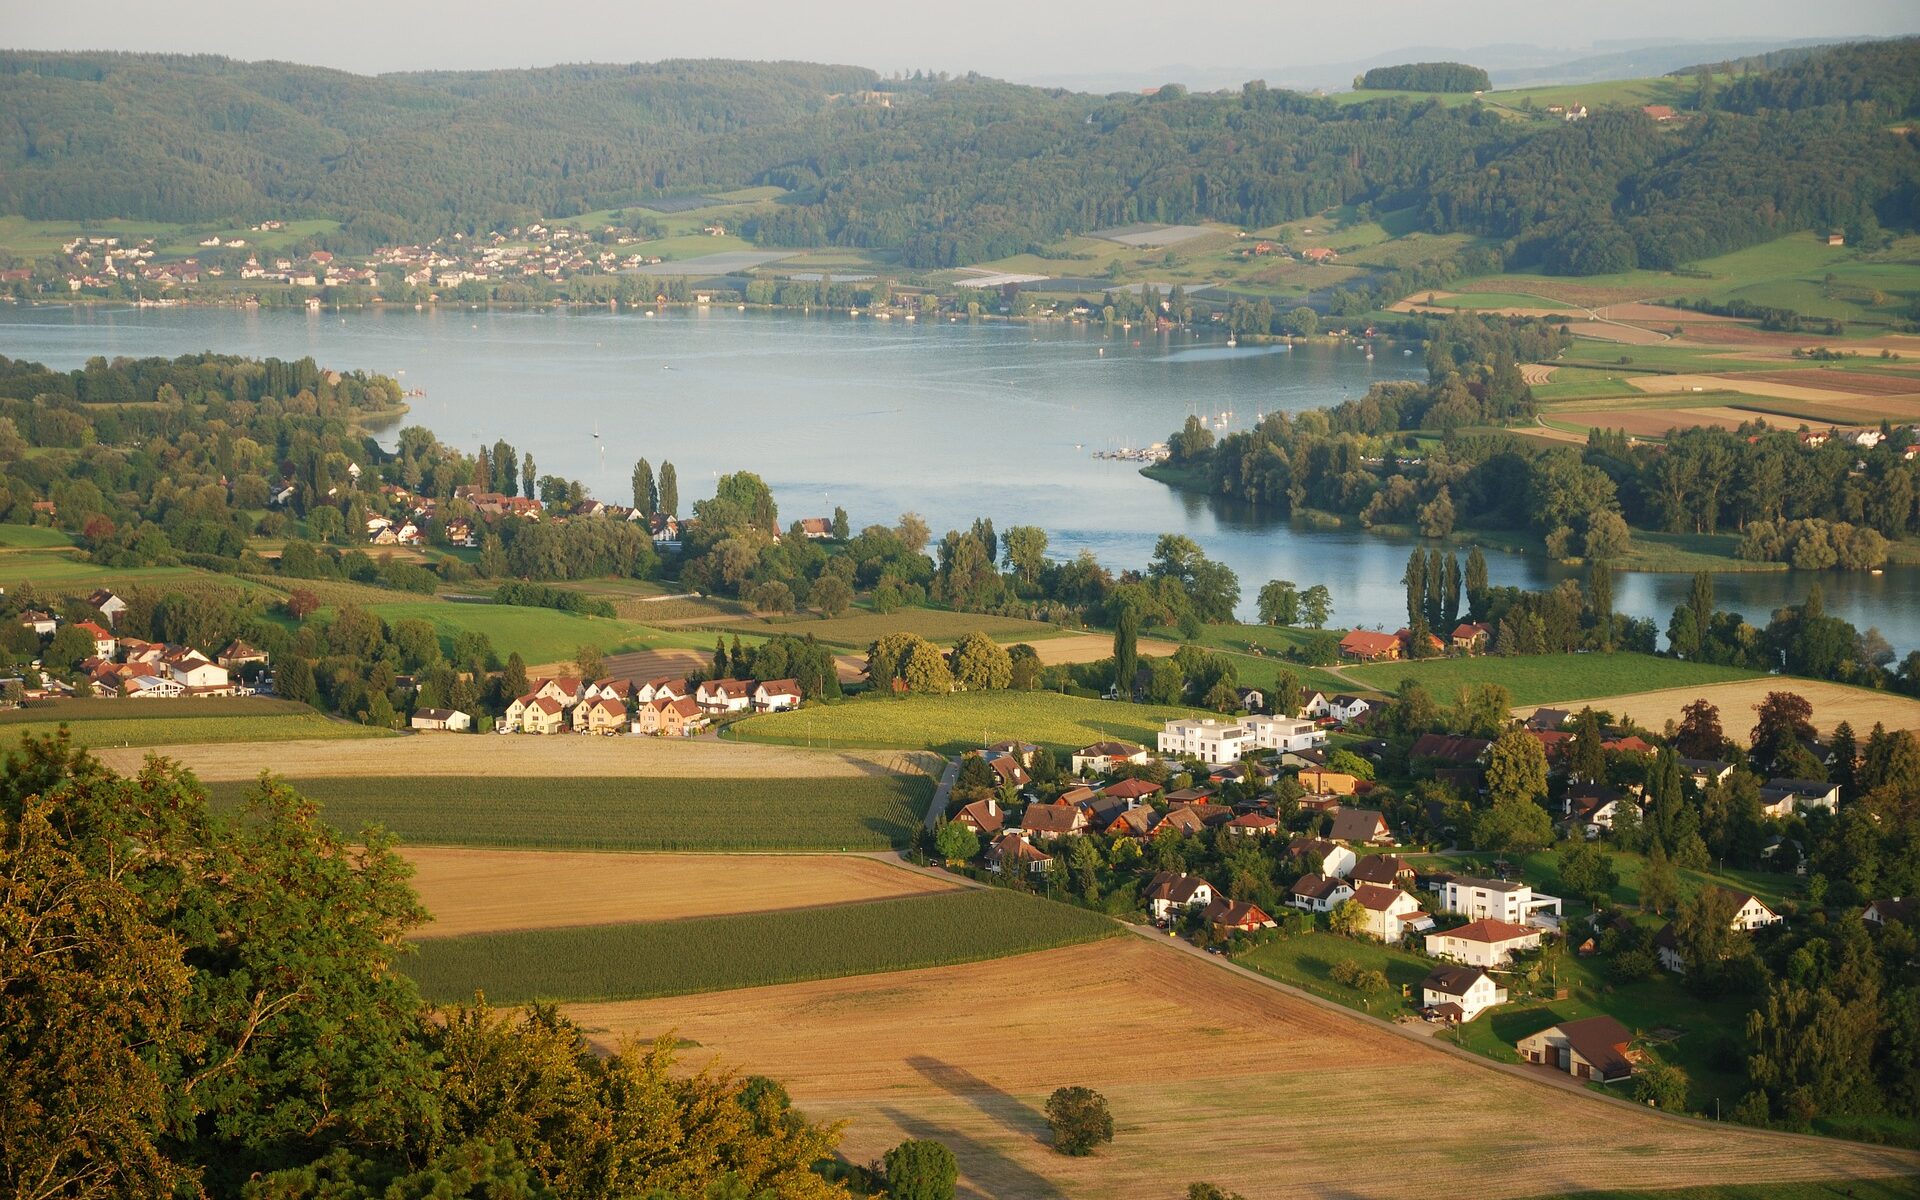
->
xmin=759 ymin=608 xmax=1068 ymax=650
xmin=1345 ymin=652 xmax=1757 ymax=707
xmin=1549 ymin=678 xmax=1920 ymax=737
xmin=361 ymin=600 xmax=659 ymax=664
xmin=4 ymin=709 xmax=389 ymax=749
xmin=563 ymin=938 xmax=1920 ymax=1200
xmin=96 ymin=733 xmax=929 ymax=782
xmin=404 ymin=849 xmax=957 ymax=938
xmin=407 ymin=887 xmax=1116 ymax=1004
xmin=728 ymin=690 xmax=1202 ymax=754
xmin=0 ymin=524 xmax=75 ymax=548
xmin=0 ymin=549 xmax=202 ymax=589
xmin=206 ymin=772 xmax=932 ymax=851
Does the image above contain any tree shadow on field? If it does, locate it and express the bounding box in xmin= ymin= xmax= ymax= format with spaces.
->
xmin=878 ymin=1104 xmax=1068 ymax=1200
xmin=907 ymin=1056 xmax=1050 ymax=1139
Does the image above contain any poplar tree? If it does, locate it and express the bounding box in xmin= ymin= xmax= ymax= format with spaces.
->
xmin=659 ymin=462 xmax=679 ymax=517
xmin=633 ymin=458 xmax=656 ymax=515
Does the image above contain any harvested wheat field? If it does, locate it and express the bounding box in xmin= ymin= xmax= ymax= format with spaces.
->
xmin=1520 ymin=363 xmax=1557 ymax=385
xmin=1528 ymin=679 xmax=1920 ymax=737
xmin=1629 ymin=373 xmax=1858 ymax=402
xmin=404 ymin=849 xmax=957 ymax=938
xmin=565 ymin=938 xmax=1919 ymax=1200
xmin=1555 ymin=407 xmax=1762 ymax=438
xmin=1019 ymin=632 xmax=1182 ymax=667
xmin=1730 ymin=369 xmax=1920 ymax=398
xmin=101 ymin=733 xmax=932 ymax=782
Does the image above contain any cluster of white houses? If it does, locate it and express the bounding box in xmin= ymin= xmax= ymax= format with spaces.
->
xmin=492 ymin=675 xmax=801 ymax=736
xmin=14 ymin=590 xmax=247 ymax=699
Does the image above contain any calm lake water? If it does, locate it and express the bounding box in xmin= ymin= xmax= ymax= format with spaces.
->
xmin=2 ymin=302 xmax=1916 ymax=654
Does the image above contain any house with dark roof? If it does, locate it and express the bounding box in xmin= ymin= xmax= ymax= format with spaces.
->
xmin=1287 ymin=836 xmax=1357 ymax=879
xmin=1288 ymin=872 xmax=1355 ymax=913
xmin=1017 ymin=802 xmax=1088 ymax=840
xmin=1760 ymin=778 xmax=1840 ymax=817
xmin=1517 ymin=1015 xmax=1636 ymax=1082
xmin=1348 ymin=854 xmax=1414 ymax=888
xmin=1202 ymin=896 xmax=1276 ymax=934
xmin=1410 ymin=733 xmax=1491 ymax=765
xmin=1338 ymin=630 xmax=1401 ymax=662
xmin=1679 ymin=758 xmax=1734 ymax=788
xmin=1071 ymin=740 xmax=1150 ymax=774
xmin=985 ymin=832 xmax=1052 ymax=876
xmin=1329 ymin=808 xmax=1393 ymax=846
xmin=1864 ymin=897 xmax=1914 ymax=927
xmin=1525 ymin=708 xmax=1570 ymax=732
xmin=1422 ymin=965 xmax=1506 ymax=1023
xmin=1142 ymin=871 xmax=1213 ymax=920
xmin=953 ymin=797 xmax=1004 ymax=836
xmin=1424 ymin=918 xmax=1541 ymax=967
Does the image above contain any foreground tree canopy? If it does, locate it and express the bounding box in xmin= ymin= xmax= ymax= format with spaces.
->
xmin=0 ymin=733 xmax=847 ymax=1199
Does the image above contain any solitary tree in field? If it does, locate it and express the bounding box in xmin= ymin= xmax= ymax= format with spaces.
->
xmin=1045 ymin=1086 xmax=1114 ymax=1156
xmin=1301 ymin=584 xmax=1333 ymax=629
xmin=884 ymin=1138 xmax=958 ymax=1200
xmin=1257 ymin=579 xmax=1299 ymax=626
xmin=810 ymin=574 xmax=853 ymax=618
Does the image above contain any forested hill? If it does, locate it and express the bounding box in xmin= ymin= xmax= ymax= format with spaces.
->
xmin=2 ymin=42 xmax=1917 ymax=272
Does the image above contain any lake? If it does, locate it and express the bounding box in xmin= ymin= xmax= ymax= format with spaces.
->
xmin=2 ymin=302 xmax=1916 ymax=654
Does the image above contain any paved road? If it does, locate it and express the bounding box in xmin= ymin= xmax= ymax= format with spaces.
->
xmin=924 ymin=757 xmax=959 ymax=832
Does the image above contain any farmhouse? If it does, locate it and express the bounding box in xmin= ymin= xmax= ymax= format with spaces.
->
xmin=1071 ymin=740 xmax=1150 ymax=774
xmin=1450 ymin=622 xmax=1492 ymax=652
xmin=1434 ymin=876 xmax=1563 ymax=927
xmin=410 ymin=707 xmax=472 ymax=732
xmin=1352 ymin=883 xmax=1431 ymax=941
xmin=1143 ymin=871 xmax=1214 ymax=920
xmin=1425 ymin=918 xmax=1541 ymax=968
xmin=1328 ymin=808 xmax=1393 ymax=846
xmin=1289 ymin=873 xmax=1355 ymax=913
xmin=1338 ymin=630 xmax=1401 ymax=662
xmin=1422 ymin=965 xmax=1507 ymax=1023
xmin=1517 ymin=1015 xmax=1636 ymax=1083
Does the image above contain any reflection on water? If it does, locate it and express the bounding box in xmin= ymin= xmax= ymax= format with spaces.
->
xmin=1 ymin=302 xmax=1913 ymax=652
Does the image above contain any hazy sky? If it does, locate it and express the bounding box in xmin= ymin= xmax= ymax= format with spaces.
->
xmin=5 ymin=0 xmax=1916 ymax=82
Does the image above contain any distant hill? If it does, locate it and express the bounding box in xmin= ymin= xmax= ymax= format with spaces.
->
xmin=1 ymin=41 xmax=1915 ymax=276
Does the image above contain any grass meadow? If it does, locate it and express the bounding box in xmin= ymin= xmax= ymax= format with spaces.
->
xmin=760 ymin=607 xmax=1069 ymax=649
xmin=1344 ymin=652 xmax=1757 ymax=707
xmin=406 ymin=886 xmax=1118 ymax=1003
xmin=0 ymin=525 xmax=76 ymax=549
xmin=205 ymin=773 xmax=934 ymax=851
xmin=362 ymin=600 xmax=659 ymax=664
xmin=728 ymin=689 xmax=1201 ymax=754
xmin=3 ymin=710 xmax=389 ymax=749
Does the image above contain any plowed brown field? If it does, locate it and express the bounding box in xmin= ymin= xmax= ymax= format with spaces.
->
xmin=404 ymin=849 xmax=957 ymax=938
xmin=565 ymin=938 xmax=1920 ymax=1200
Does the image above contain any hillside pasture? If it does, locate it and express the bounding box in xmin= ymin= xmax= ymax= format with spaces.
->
xmin=0 ymin=524 xmax=76 ymax=548
xmin=5 ymin=707 xmax=390 ymax=749
xmin=562 ymin=937 xmax=1920 ymax=1200
xmin=205 ymin=772 xmax=934 ymax=851
xmin=363 ymin=600 xmax=658 ymax=664
xmin=727 ymin=690 xmax=1201 ymax=754
xmin=1540 ymin=678 xmax=1920 ymax=737
xmin=760 ymin=608 xmax=1069 ymax=650
xmin=96 ymin=733 xmax=930 ymax=781
xmin=408 ymin=887 xmax=1117 ymax=1004
xmin=1344 ymin=652 xmax=1757 ymax=707
xmin=404 ymin=849 xmax=957 ymax=938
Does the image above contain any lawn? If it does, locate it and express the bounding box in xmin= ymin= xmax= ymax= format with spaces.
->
xmin=0 ymin=549 xmax=203 ymax=588
xmin=405 ymin=887 xmax=1118 ymax=1003
xmin=1234 ymin=930 xmax=1430 ymax=1019
xmin=4 ymin=710 xmax=390 ymax=749
xmin=727 ymin=690 xmax=1203 ymax=754
xmin=363 ymin=600 xmax=659 ymax=664
xmin=760 ymin=607 xmax=1070 ymax=650
xmin=0 ymin=524 xmax=75 ymax=549
xmin=1344 ymin=652 xmax=1758 ymax=707
xmin=204 ymin=773 xmax=934 ymax=851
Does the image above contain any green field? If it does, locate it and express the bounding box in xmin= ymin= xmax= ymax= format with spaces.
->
xmin=205 ymin=773 xmax=933 ymax=851
xmin=0 ymin=525 xmax=76 ymax=549
xmin=363 ymin=600 xmax=659 ymax=664
xmin=1344 ymin=652 xmax=1758 ymax=707
xmin=0 ymin=549 xmax=203 ymax=588
xmin=1234 ymin=930 xmax=1431 ymax=1019
xmin=405 ymin=887 xmax=1118 ymax=1003
xmin=4 ymin=710 xmax=391 ymax=749
xmin=727 ymin=689 xmax=1201 ymax=754
xmin=1427 ymin=291 xmax=1577 ymax=311
xmin=760 ymin=607 xmax=1069 ymax=649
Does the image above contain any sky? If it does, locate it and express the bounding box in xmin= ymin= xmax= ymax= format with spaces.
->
xmin=4 ymin=0 xmax=1917 ymax=86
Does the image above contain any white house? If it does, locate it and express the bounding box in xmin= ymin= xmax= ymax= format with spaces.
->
xmin=1157 ymin=718 xmax=1255 ymax=763
xmin=1071 ymin=741 xmax=1150 ymax=775
xmin=1434 ymin=876 xmax=1562 ymax=928
xmin=1289 ymin=872 xmax=1355 ymax=913
xmin=1351 ymin=883 xmax=1432 ymax=941
xmin=1424 ymin=918 xmax=1542 ymax=968
xmin=86 ymin=589 xmax=127 ymax=627
xmin=1142 ymin=870 xmax=1214 ymax=920
xmin=752 ymin=679 xmax=802 ymax=712
xmin=1240 ymin=715 xmax=1325 ymax=752
xmin=1760 ymin=778 xmax=1840 ymax=817
xmin=124 ymin=675 xmax=185 ymax=699
xmin=1328 ymin=695 xmax=1372 ymax=723
xmin=695 ymin=678 xmax=755 ymax=714
xmin=1422 ymin=964 xmax=1507 ymax=1023
xmin=166 ymin=652 xmax=232 ymax=696
xmin=410 ymin=708 xmax=472 ymax=732
xmin=1288 ymin=836 xmax=1357 ymax=879
xmin=1728 ymin=890 xmax=1781 ymax=931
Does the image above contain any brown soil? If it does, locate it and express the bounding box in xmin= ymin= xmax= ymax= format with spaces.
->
xmin=404 ymin=849 xmax=956 ymax=938
xmin=564 ymin=938 xmax=1920 ymax=1200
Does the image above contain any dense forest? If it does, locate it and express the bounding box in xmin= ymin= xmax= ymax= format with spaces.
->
xmin=1357 ymin=62 xmax=1491 ymax=92
xmin=2 ymin=40 xmax=1916 ymax=272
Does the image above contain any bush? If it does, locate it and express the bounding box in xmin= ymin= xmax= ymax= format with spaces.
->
xmin=883 ymin=1139 xmax=957 ymax=1200
xmin=1044 ymin=1086 xmax=1114 ymax=1156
